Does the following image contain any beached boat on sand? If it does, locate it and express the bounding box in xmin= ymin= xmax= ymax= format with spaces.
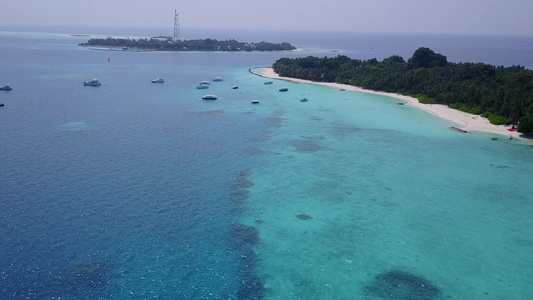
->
xmin=451 ymin=126 xmax=467 ymax=133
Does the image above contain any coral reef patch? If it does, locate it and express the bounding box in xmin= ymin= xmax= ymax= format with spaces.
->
xmin=296 ymin=214 xmax=312 ymax=220
xmin=289 ymin=136 xmax=327 ymax=153
xmin=363 ymin=270 xmax=440 ymax=300
xmin=231 ymin=223 xmax=265 ymax=299
xmin=58 ymin=261 xmax=111 ymax=292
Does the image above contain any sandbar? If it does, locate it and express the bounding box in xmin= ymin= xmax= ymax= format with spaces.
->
xmin=255 ymin=67 xmax=528 ymax=141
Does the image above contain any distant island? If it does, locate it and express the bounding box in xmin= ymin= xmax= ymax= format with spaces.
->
xmin=273 ymin=47 xmax=533 ymax=135
xmin=80 ymin=37 xmax=296 ymax=52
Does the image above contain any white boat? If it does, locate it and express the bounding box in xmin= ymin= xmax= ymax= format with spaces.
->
xmin=202 ymin=94 xmax=217 ymax=100
xmin=213 ymin=77 xmax=223 ymax=82
xmin=83 ymin=79 xmax=101 ymax=86
xmin=0 ymin=84 xmax=12 ymax=91
xmin=151 ymin=77 xmax=164 ymax=83
xmin=199 ymin=81 xmax=210 ymax=85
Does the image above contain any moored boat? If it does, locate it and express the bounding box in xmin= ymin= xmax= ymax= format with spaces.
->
xmin=300 ymin=98 xmax=308 ymax=102
xmin=0 ymin=103 xmax=4 ymax=107
xmin=232 ymin=86 xmax=239 ymax=89
xmin=83 ymin=79 xmax=101 ymax=86
xmin=202 ymin=94 xmax=217 ymax=100
xmin=197 ymin=85 xmax=209 ymax=89
xmin=213 ymin=77 xmax=223 ymax=82
xmin=151 ymin=77 xmax=164 ymax=83
xmin=264 ymin=81 xmax=273 ymax=85
xmin=0 ymin=84 xmax=12 ymax=91
xmin=251 ymin=100 xmax=259 ymax=104
xmin=279 ymin=88 xmax=288 ymax=92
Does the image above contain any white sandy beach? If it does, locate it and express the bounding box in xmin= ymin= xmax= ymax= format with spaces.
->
xmin=258 ymin=68 xmax=527 ymax=141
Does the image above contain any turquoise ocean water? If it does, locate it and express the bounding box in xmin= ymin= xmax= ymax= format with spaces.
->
xmin=1 ymin=27 xmax=533 ymax=299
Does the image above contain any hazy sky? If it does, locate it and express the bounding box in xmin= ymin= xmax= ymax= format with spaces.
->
xmin=1 ymin=0 xmax=532 ymax=35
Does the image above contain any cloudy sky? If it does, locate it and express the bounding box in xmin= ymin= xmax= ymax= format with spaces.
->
xmin=1 ymin=0 xmax=532 ymax=35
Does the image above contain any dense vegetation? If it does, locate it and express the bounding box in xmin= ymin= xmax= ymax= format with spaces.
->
xmin=80 ymin=37 xmax=295 ymax=52
xmin=273 ymin=47 xmax=533 ymax=135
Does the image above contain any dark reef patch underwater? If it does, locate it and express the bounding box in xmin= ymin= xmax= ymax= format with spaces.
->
xmin=289 ymin=137 xmax=327 ymax=153
xmin=296 ymin=214 xmax=312 ymax=220
xmin=230 ymin=169 xmax=265 ymax=299
xmin=231 ymin=223 xmax=265 ymax=300
xmin=363 ymin=270 xmax=440 ymax=300
xmin=232 ymin=223 xmax=260 ymax=248
xmin=232 ymin=169 xmax=255 ymax=189
xmin=230 ymin=169 xmax=254 ymax=208
xmin=58 ymin=261 xmax=111 ymax=290
xmin=40 ymin=260 xmax=113 ymax=299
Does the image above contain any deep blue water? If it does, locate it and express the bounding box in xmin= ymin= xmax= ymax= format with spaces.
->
xmin=0 ymin=31 xmax=271 ymax=299
xmin=1 ymin=27 xmax=533 ymax=299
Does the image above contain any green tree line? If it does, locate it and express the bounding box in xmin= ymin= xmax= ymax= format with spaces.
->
xmin=273 ymin=47 xmax=533 ymax=135
xmin=80 ymin=37 xmax=295 ymax=52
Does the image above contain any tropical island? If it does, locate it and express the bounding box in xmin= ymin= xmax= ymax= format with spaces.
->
xmin=272 ymin=47 xmax=533 ymax=135
xmin=80 ymin=37 xmax=296 ymax=52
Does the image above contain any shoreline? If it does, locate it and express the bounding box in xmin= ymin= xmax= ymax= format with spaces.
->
xmin=252 ymin=67 xmax=530 ymax=141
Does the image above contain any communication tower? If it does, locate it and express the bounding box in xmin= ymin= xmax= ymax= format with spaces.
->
xmin=173 ymin=10 xmax=180 ymax=42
